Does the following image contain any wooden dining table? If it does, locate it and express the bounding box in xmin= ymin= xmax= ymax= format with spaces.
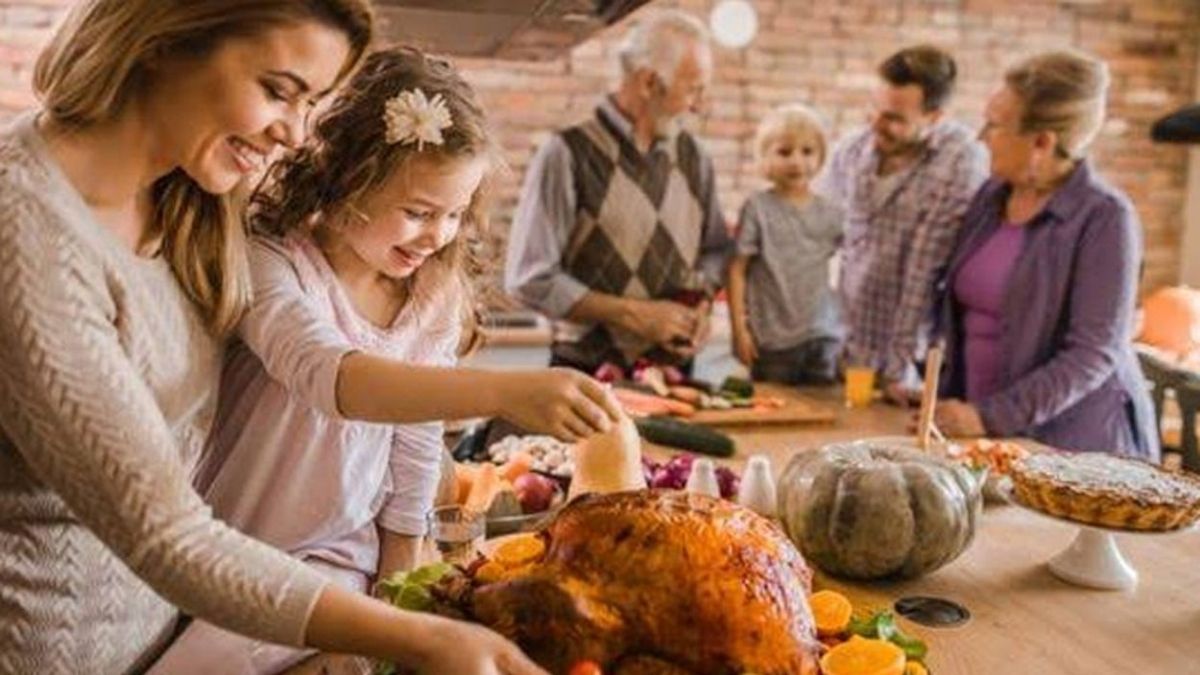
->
xmin=644 ymin=384 xmax=1200 ymax=675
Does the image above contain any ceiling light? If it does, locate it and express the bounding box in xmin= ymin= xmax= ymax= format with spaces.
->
xmin=710 ymin=0 xmax=758 ymax=49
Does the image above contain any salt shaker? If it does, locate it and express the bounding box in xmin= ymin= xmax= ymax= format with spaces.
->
xmin=685 ymin=458 xmax=721 ymax=498
xmin=737 ymin=454 xmax=777 ymax=517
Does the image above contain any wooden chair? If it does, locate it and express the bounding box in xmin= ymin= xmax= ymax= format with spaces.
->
xmin=1137 ymin=347 xmax=1200 ymax=471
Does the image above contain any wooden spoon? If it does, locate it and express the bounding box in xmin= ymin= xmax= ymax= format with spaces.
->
xmin=917 ymin=345 xmax=945 ymax=451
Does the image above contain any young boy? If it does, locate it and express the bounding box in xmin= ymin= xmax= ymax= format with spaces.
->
xmin=728 ymin=104 xmax=844 ymax=385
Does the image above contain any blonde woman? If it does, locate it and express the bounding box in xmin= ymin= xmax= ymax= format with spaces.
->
xmin=0 ymin=1 xmax=546 ymax=673
xmin=934 ymin=50 xmax=1159 ymax=460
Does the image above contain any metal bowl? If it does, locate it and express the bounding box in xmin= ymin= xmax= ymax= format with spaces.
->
xmin=485 ymin=506 xmax=560 ymax=538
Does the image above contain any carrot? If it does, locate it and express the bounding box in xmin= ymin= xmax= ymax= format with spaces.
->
xmin=614 ymin=387 xmax=696 ymax=417
xmin=613 ymin=388 xmax=671 ymax=416
xmin=668 ymin=385 xmax=704 ymax=405
xmin=751 ymin=396 xmax=787 ymax=409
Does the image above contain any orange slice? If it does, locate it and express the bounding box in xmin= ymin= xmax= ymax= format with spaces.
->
xmin=819 ymin=636 xmax=906 ymax=675
xmin=492 ymin=534 xmax=545 ymax=568
xmin=810 ymin=590 xmax=854 ymax=636
xmin=905 ymin=662 xmax=929 ymax=675
xmin=475 ymin=561 xmax=506 ymax=585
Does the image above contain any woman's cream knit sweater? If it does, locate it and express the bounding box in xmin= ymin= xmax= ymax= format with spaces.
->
xmin=0 ymin=114 xmax=328 ymax=674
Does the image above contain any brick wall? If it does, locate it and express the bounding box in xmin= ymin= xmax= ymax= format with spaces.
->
xmin=0 ymin=1 xmax=65 ymax=112
xmin=453 ymin=0 xmax=1200 ymax=303
xmin=3 ymin=0 xmax=1197 ymax=301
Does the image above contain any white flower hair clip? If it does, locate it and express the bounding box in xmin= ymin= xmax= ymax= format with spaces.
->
xmin=384 ymin=88 xmax=453 ymax=150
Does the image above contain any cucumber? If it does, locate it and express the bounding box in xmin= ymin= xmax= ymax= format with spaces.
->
xmin=719 ymin=376 xmax=754 ymax=398
xmin=635 ymin=416 xmax=736 ymax=457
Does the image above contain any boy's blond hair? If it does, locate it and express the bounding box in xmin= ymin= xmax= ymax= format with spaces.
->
xmin=753 ymin=103 xmax=830 ymax=170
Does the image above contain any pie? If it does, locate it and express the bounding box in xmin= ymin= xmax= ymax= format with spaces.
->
xmin=1010 ymin=452 xmax=1200 ymax=531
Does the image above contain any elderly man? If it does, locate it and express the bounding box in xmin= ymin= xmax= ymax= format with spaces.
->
xmin=505 ymin=10 xmax=732 ymax=374
xmin=817 ymin=45 xmax=989 ymax=399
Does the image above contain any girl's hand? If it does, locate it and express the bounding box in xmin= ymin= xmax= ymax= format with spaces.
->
xmin=498 ymin=369 xmax=621 ymax=441
xmin=411 ymin=618 xmax=547 ymax=675
xmin=732 ymin=325 xmax=758 ymax=367
xmin=933 ymin=399 xmax=987 ymax=438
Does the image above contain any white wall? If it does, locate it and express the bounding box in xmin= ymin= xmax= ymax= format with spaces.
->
xmin=1182 ymin=47 xmax=1200 ymax=288
xmin=1183 ymin=157 xmax=1200 ymax=286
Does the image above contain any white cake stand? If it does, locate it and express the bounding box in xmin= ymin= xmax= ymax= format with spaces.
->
xmin=1004 ymin=486 xmax=1197 ymax=591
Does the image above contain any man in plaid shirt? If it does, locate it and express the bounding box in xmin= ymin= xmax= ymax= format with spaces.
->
xmin=816 ymin=45 xmax=989 ymax=399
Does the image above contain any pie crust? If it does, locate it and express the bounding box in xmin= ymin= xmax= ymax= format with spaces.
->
xmin=1010 ymin=452 xmax=1200 ymax=531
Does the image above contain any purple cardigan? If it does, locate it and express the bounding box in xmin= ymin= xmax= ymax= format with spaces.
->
xmin=937 ymin=161 xmax=1160 ymax=460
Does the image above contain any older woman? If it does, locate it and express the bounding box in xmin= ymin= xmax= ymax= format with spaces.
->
xmin=934 ymin=50 xmax=1159 ymax=460
xmin=0 ymin=1 xmax=545 ymax=673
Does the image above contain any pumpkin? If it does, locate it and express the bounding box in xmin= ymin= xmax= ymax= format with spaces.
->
xmin=1139 ymin=285 xmax=1200 ymax=357
xmin=778 ymin=440 xmax=982 ymax=580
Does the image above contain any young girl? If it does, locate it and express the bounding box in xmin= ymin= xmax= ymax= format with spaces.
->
xmin=728 ymin=104 xmax=844 ymax=385
xmin=148 ymin=48 xmax=613 ymax=674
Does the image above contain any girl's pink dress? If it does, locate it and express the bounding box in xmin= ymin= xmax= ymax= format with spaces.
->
xmin=148 ymin=233 xmax=461 ymax=674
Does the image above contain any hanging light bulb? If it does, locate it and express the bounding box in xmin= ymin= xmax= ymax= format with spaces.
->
xmin=709 ymin=0 xmax=758 ymax=49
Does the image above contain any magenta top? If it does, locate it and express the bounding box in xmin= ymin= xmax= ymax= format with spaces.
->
xmin=952 ymin=223 xmax=1025 ymax=401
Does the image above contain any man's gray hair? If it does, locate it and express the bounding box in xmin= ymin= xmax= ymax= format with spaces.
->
xmin=616 ymin=10 xmax=711 ymax=85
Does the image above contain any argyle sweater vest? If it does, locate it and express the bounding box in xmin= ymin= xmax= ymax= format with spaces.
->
xmin=554 ymin=108 xmax=711 ymax=370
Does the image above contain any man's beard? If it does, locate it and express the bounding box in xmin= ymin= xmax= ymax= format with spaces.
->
xmin=883 ymin=131 xmax=926 ymax=157
xmin=652 ymin=111 xmax=699 ymax=138
xmin=876 ymin=127 xmax=929 ymax=157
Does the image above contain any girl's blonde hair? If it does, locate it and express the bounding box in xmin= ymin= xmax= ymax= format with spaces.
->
xmin=1005 ymin=50 xmax=1110 ymax=160
xmin=33 ymin=0 xmax=374 ymax=336
xmin=252 ymin=47 xmax=497 ymax=354
xmin=753 ymin=103 xmax=830 ymax=169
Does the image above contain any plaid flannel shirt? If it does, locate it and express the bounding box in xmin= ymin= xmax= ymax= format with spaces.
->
xmin=815 ymin=121 xmax=988 ymax=384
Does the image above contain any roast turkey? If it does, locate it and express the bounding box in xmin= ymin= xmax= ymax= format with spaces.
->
xmin=470 ymin=490 xmax=821 ymax=675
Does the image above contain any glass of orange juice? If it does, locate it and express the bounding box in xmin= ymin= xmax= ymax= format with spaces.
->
xmin=843 ymin=353 xmax=876 ymax=409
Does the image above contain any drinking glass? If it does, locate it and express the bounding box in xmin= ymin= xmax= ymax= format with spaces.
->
xmin=427 ymin=505 xmax=485 ymax=565
xmin=843 ymin=349 xmax=877 ymax=408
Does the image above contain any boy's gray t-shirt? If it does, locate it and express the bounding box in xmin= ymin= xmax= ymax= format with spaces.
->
xmin=736 ymin=190 xmax=845 ymax=351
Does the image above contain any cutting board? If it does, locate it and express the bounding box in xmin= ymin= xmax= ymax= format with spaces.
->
xmin=688 ymin=394 xmax=837 ymax=426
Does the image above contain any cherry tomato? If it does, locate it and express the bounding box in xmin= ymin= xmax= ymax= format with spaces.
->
xmin=568 ymin=661 xmax=603 ymax=675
